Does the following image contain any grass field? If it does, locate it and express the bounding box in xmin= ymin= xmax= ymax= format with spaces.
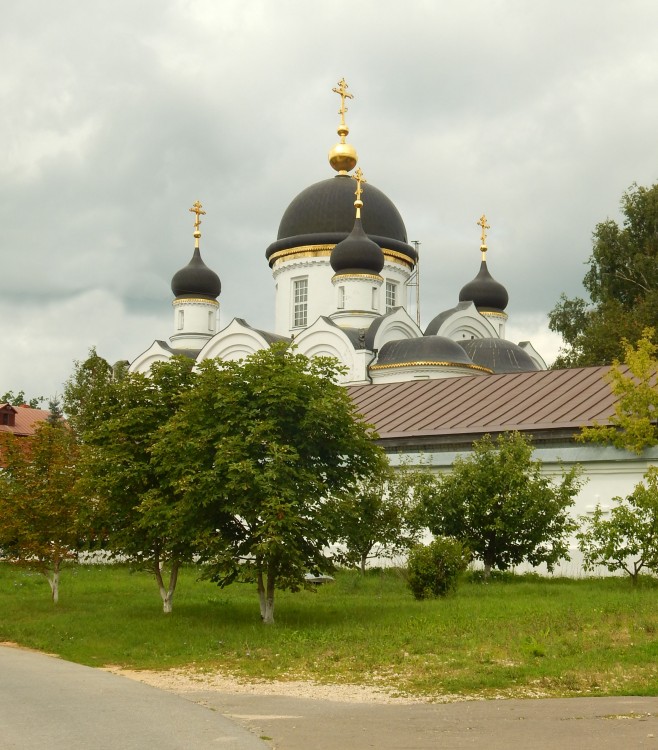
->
xmin=1 ymin=563 xmax=657 ymax=700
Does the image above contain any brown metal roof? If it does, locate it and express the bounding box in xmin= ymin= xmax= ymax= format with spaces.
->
xmin=348 ymin=366 xmax=617 ymax=444
xmin=0 ymin=405 xmax=51 ymax=437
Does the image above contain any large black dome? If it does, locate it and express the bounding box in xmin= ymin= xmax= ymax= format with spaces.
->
xmin=459 ymin=338 xmax=540 ymax=373
xmin=265 ymin=175 xmax=417 ymax=265
xmin=459 ymin=260 xmax=509 ymax=312
xmin=171 ymin=248 xmax=221 ymax=300
xmin=373 ymin=337 xmax=488 ymax=371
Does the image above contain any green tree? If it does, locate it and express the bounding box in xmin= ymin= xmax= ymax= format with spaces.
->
xmin=1 ymin=390 xmax=43 ymax=409
xmin=153 ymin=344 xmax=384 ymax=624
xmin=549 ymin=182 xmax=658 ymax=367
xmin=577 ymin=468 xmax=658 ymax=584
xmin=64 ymin=353 xmax=197 ymax=613
xmin=0 ymin=423 xmax=83 ymax=602
xmin=333 ymin=460 xmax=432 ymax=574
xmin=578 ymin=328 xmax=658 ymax=455
xmin=424 ymin=432 xmax=583 ymax=578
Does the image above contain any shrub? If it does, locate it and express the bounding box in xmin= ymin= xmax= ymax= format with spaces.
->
xmin=406 ymin=537 xmax=469 ymax=600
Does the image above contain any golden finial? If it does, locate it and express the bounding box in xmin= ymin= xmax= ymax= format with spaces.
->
xmin=189 ymin=201 xmax=206 ymax=249
xmin=353 ymin=168 xmax=366 ymax=218
xmin=328 ymin=78 xmax=358 ymax=174
xmin=477 ymin=214 xmax=490 ymax=259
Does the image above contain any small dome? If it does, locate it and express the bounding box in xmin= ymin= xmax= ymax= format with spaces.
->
xmin=265 ymin=175 xmax=417 ymax=265
xmin=459 ymin=260 xmax=508 ymax=312
xmin=330 ymin=217 xmax=384 ymax=275
xmin=171 ymin=248 xmax=221 ymax=300
xmin=460 ymin=338 xmax=540 ymax=373
xmin=374 ymin=336 xmax=485 ymax=369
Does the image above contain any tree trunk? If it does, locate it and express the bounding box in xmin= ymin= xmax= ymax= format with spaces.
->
xmin=262 ymin=568 xmax=276 ymax=625
xmin=360 ymin=552 xmax=368 ymax=575
xmin=257 ymin=568 xmax=267 ymax=620
xmin=48 ymin=561 xmax=60 ymax=604
xmin=483 ymin=561 xmax=492 ymax=581
xmin=153 ymin=557 xmax=179 ymax=614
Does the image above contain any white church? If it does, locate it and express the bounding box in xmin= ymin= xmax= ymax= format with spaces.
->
xmin=129 ymin=81 xmax=657 ymax=573
xmin=131 ymin=80 xmax=545 ymax=384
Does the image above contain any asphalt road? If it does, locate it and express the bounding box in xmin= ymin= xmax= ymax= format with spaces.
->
xmin=0 ymin=645 xmax=267 ymax=750
xmin=1 ymin=644 xmax=657 ymax=750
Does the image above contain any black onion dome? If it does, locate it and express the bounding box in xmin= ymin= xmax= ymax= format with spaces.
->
xmin=265 ymin=175 xmax=417 ymax=265
xmin=459 ymin=260 xmax=509 ymax=312
xmin=171 ymin=248 xmax=221 ymax=300
xmin=374 ymin=336 xmax=485 ymax=369
xmin=330 ymin=217 xmax=384 ymax=275
xmin=459 ymin=338 xmax=541 ymax=373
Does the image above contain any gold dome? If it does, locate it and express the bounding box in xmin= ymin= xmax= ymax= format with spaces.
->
xmin=328 ymin=140 xmax=358 ymax=173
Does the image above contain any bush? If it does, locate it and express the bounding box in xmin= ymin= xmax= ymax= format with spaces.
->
xmin=406 ymin=537 xmax=469 ymax=600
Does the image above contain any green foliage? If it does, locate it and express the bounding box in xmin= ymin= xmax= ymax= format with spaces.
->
xmin=1 ymin=390 xmax=43 ymax=408
xmin=406 ymin=537 xmax=469 ymax=599
xmin=549 ymin=182 xmax=658 ymax=367
xmin=577 ymin=468 xmax=658 ymax=584
xmin=578 ymin=328 xmax=658 ymax=454
xmin=332 ymin=460 xmax=432 ymax=573
xmin=0 ymin=423 xmax=83 ymax=602
xmin=152 ymin=343 xmax=384 ymax=623
xmin=424 ymin=432 xmax=583 ymax=577
xmin=63 ymin=351 xmax=197 ymax=613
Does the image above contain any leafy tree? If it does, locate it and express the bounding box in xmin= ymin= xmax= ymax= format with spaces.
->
xmin=424 ymin=432 xmax=583 ymax=578
xmin=0 ymin=422 xmax=83 ymax=602
xmin=153 ymin=344 xmax=384 ymax=624
xmin=577 ymin=468 xmax=658 ymax=584
xmin=333 ymin=460 xmax=432 ymax=574
xmin=578 ymin=328 xmax=658 ymax=455
xmin=1 ymin=390 xmax=43 ymax=409
xmin=64 ymin=352 xmax=197 ymax=613
xmin=549 ymin=182 xmax=658 ymax=367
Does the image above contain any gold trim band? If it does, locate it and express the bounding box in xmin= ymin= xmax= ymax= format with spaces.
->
xmin=331 ymin=273 xmax=383 ymax=282
xmin=269 ymin=245 xmax=415 ymax=269
xmin=370 ymin=361 xmax=492 ymax=374
xmin=172 ymin=298 xmax=219 ymax=307
xmin=479 ymin=310 xmax=508 ymax=319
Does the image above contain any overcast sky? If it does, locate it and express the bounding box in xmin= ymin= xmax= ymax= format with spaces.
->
xmin=2 ymin=0 xmax=658 ymax=401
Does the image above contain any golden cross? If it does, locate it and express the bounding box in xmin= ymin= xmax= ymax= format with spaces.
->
xmin=353 ymin=168 xmax=366 ymax=202
xmin=332 ymin=78 xmax=354 ymax=125
xmin=189 ymin=201 xmax=206 ymax=233
xmin=477 ymin=214 xmax=490 ymax=247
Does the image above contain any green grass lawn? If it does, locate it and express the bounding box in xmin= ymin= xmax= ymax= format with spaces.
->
xmin=1 ymin=563 xmax=657 ymax=700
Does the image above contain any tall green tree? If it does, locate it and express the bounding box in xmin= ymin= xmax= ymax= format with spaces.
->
xmin=424 ymin=432 xmax=583 ymax=578
xmin=0 ymin=422 xmax=83 ymax=602
xmin=578 ymin=328 xmax=658 ymax=454
xmin=332 ymin=461 xmax=432 ymax=574
xmin=153 ymin=344 xmax=384 ymax=624
xmin=64 ymin=353 xmax=197 ymax=613
xmin=549 ymin=182 xmax=658 ymax=367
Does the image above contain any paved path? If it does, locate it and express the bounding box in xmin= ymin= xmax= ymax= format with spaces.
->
xmin=0 ymin=645 xmax=267 ymax=750
xmin=1 ymin=645 xmax=657 ymax=749
xmin=185 ymin=690 xmax=658 ymax=749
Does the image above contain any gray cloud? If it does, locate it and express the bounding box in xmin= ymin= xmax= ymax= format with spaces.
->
xmin=2 ymin=0 xmax=658 ymax=399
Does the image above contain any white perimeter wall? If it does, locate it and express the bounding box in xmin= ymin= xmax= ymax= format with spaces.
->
xmin=388 ymin=442 xmax=658 ymax=577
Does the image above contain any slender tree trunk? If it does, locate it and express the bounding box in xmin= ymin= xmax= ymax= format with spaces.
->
xmin=48 ymin=560 xmax=60 ymax=604
xmin=483 ymin=561 xmax=492 ymax=581
xmin=153 ymin=556 xmax=179 ymax=614
xmin=257 ymin=568 xmax=267 ymax=620
xmin=360 ymin=552 xmax=368 ymax=575
xmin=262 ymin=566 xmax=276 ymax=625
